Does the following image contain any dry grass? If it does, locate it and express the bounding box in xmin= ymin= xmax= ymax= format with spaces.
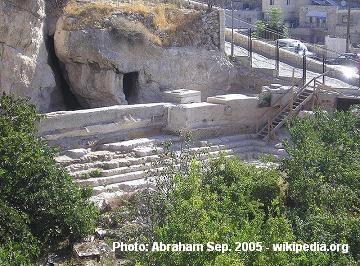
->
xmin=63 ymin=1 xmax=117 ymax=29
xmin=63 ymin=0 xmax=203 ymax=46
xmin=110 ymin=16 xmax=162 ymax=45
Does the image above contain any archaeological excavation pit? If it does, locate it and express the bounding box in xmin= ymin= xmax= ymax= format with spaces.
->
xmin=123 ymin=71 xmax=140 ymax=104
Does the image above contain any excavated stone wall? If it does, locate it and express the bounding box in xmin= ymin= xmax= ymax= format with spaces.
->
xmin=0 ymin=0 xmax=66 ymax=112
xmin=53 ymin=4 xmax=243 ymax=109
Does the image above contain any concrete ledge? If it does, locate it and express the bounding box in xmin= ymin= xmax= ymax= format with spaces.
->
xmin=163 ymin=89 xmax=201 ymax=104
xmin=207 ymin=94 xmax=258 ymax=106
xmin=39 ymin=103 xmax=172 ymax=134
xmin=166 ymin=95 xmax=268 ymax=135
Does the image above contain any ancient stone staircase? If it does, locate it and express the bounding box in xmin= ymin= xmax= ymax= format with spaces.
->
xmin=257 ymin=73 xmax=327 ymax=139
xmin=55 ymin=133 xmax=287 ymax=198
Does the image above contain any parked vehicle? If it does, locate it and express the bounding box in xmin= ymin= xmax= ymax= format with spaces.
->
xmin=277 ymin=38 xmax=316 ymax=58
xmin=326 ymin=53 xmax=360 ymax=67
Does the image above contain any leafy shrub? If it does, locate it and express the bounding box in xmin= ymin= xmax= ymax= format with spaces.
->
xmin=0 ymin=95 xmax=98 ymax=264
xmin=282 ymin=110 xmax=360 ymax=263
xmin=254 ymin=7 xmax=289 ymax=40
xmin=120 ymin=138 xmax=295 ymax=265
xmin=258 ymin=91 xmax=271 ymax=107
xmin=79 ymin=169 xmax=102 ymax=180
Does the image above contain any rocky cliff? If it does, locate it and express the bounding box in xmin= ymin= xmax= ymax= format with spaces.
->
xmin=0 ymin=0 xmax=67 ymax=112
xmin=54 ymin=1 xmax=242 ymax=108
xmin=1 ymin=0 xmax=244 ymax=111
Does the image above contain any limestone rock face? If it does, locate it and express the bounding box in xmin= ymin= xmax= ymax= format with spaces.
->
xmin=54 ymin=14 xmax=242 ymax=108
xmin=64 ymin=62 xmax=127 ymax=108
xmin=0 ymin=0 xmax=64 ymax=112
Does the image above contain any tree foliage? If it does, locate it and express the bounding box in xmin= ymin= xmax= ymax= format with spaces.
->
xmin=0 ymin=95 xmax=98 ymax=265
xmin=254 ymin=7 xmax=289 ymax=40
xmin=128 ymin=155 xmax=295 ymax=265
xmin=282 ymin=111 xmax=360 ymax=263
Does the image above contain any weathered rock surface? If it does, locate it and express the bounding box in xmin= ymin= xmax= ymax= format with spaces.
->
xmin=0 ymin=0 xmax=65 ymax=112
xmin=54 ymin=7 xmax=243 ymax=108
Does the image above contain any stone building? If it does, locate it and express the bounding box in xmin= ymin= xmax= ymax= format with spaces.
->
xmin=224 ymin=9 xmax=263 ymax=29
xmin=262 ymin=0 xmax=311 ymax=25
xmin=292 ymin=5 xmax=360 ymax=44
xmin=262 ymin=0 xmax=360 ymax=45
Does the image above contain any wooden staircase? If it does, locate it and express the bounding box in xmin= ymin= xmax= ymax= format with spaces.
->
xmin=257 ymin=73 xmax=328 ymax=139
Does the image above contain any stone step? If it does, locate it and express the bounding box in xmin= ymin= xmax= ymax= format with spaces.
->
xmin=66 ymin=144 xmax=229 ymax=174
xmin=225 ymin=139 xmax=268 ymax=149
xmin=76 ymin=150 xmax=235 ymax=187
xmin=98 ymin=163 xmax=152 ymax=178
xmin=77 ymin=170 xmax=149 ymax=187
xmin=234 ymin=152 xmax=257 ymax=160
xmin=90 ymin=153 xmax=282 ymax=198
xmin=91 ymin=154 xmax=237 ymax=196
xmin=66 ymin=155 xmax=159 ymax=173
xmin=92 ymin=178 xmax=151 ymax=196
xmin=72 ymin=168 xmax=102 ymax=179
xmin=57 ymin=150 xmax=127 ymax=167
xmin=68 ymin=142 xmax=286 ymax=178
xmin=232 ymin=146 xmax=255 ymax=154
xmin=60 ymin=134 xmax=264 ymax=167
xmin=200 ymin=134 xmax=259 ymax=146
xmin=59 ymin=133 xmax=288 ymax=194
xmin=98 ymin=135 xmax=180 ymax=153
xmin=259 ymin=147 xmax=287 ymax=156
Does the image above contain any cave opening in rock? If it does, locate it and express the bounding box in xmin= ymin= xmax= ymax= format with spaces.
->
xmin=47 ymin=36 xmax=82 ymax=111
xmin=123 ymin=72 xmax=139 ymax=104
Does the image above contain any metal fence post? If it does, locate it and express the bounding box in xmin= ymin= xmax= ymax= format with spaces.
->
xmin=322 ymin=54 xmax=326 ymax=85
xmin=302 ymin=50 xmax=307 ymax=86
xmin=230 ymin=0 xmax=234 ymax=60
xmin=249 ymin=28 xmax=252 ymax=67
xmin=275 ymin=31 xmax=280 ymax=78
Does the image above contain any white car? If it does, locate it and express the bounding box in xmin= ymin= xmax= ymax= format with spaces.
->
xmin=277 ymin=38 xmax=316 ymax=58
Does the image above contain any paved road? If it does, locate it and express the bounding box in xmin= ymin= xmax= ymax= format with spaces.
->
xmin=225 ymin=42 xmax=359 ymax=89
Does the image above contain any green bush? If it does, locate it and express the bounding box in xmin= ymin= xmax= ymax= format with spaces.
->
xmin=254 ymin=7 xmax=289 ymax=40
xmin=125 ymin=150 xmax=296 ymax=265
xmin=0 ymin=95 xmax=98 ymax=264
xmin=282 ymin=110 xmax=360 ymax=263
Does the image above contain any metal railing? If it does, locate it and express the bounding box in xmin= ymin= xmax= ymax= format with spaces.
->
xmin=225 ymin=13 xmax=360 ymax=88
xmin=257 ymin=72 xmax=331 ymax=139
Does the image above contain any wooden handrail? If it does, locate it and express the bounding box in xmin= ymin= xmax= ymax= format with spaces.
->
xmin=256 ymin=84 xmax=296 ymax=126
xmin=315 ymin=80 xmax=346 ymax=96
xmin=292 ymin=71 xmax=330 ymax=100
xmin=257 ymin=71 xmax=330 ymax=136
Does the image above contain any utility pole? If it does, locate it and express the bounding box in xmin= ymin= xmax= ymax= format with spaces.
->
xmin=231 ymin=0 xmax=234 ymax=59
xmin=346 ymin=0 xmax=352 ymax=52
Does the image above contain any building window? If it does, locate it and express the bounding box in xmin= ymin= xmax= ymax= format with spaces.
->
xmin=342 ymin=15 xmax=351 ymax=23
xmin=310 ymin=17 xmax=313 ymax=23
xmin=287 ymin=0 xmax=290 ymax=5
xmin=270 ymin=0 xmax=274 ymax=5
